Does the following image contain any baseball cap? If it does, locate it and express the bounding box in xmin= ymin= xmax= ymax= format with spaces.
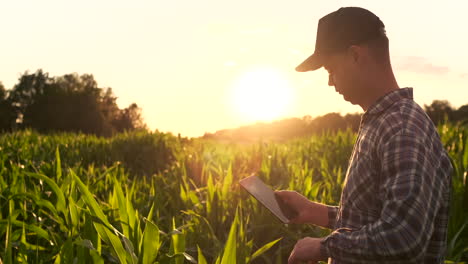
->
xmin=296 ymin=7 xmax=386 ymax=72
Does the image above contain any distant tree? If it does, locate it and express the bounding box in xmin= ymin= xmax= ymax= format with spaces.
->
xmin=343 ymin=113 xmax=361 ymax=131
xmin=7 ymin=69 xmax=146 ymax=136
xmin=23 ymin=86 xmax=107 ymax=135
xmin=424 ymin=100 xmax=454 ymax=124
xmin=0 ymin=82 xmax=15 ymax=131
xmin=0 ymin=82 xmax=6 ymax=99
xmin=453 ymin=104 xmax=468 ymax=124
xmin=8 ymin=70 xmax=53 ymax=127
xmin=11 ymin=71 xmax=107 ymax=135
xmin=204 ymin=112 xmax=362 ymax=141
xmin=311 ymin=112 xmax=347 ymax=133
xmin=99 ymin=88 xmax=120 ymax=127
xmin=112 ymin=103 xmax=146 ymax=132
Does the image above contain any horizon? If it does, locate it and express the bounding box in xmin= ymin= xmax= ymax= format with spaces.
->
xmin=1 ymin=0 xmax=467 ymax=137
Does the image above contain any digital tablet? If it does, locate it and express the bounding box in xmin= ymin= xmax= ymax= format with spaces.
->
xmin=239 ymin=175 xmax=297 ymax=224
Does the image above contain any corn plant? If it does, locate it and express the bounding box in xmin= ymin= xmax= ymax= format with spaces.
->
xmin=0 ymin=123 xmax=466 ymax=263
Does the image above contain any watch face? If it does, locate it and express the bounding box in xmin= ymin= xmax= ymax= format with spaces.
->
xmin=239 ymin=175 xmax=290 ymax=223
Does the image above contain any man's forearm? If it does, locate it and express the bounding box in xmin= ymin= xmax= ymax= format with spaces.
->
xmin=305 ymin=202 xmax=337 ymax=229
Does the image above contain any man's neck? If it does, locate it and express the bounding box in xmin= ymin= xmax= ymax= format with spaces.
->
xmin=360 ymin=72 xmax=400 ymax=111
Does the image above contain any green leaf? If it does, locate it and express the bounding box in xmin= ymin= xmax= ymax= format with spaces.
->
xmin=197 ymin=245 xmax=208 ymax=264
xmin=114 ymin=179 xmax=130 ymax=238
xmin=0 ymin=220 xmax=50 ymax=241
xmin=146 ymin=203 xmax=155 ymax=223
xmin=171 ymin=218 xmax=186 ymax=264
xmin=126 ymin=193 xmax=139 ymax=247
xmin=58 ymin=238 xmax=74 ymax=264
xmin=249 ymin=238 xmax=282 ymax=263
xmin=221 ymin=164 xmax=233 ymax=201
xmin=55 ymin=147 xmax=62 ymax=181
xmin=26 ymin=172 xmax=66 ymax=215
xmin=140 ymin=219 xmax=160 ymax=264
xmin=72 ymin=170 xmax=128 ymax=264
xmin=10 ymin=192 xmax=58 ymax=215
xmin=221 ymin=208 xmax=238 ymax=264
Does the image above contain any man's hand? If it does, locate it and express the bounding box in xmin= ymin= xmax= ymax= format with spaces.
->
xmin=274 ymin=191 xmax=314 ymax=224
xmin=288 ymin=237 xmax=326 ymax=264
xmin=274 ymin=191 xmax=329 ymax=227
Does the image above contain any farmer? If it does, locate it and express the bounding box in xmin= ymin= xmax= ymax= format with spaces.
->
xmin=275 ymin=7 xmax=453 ymax=264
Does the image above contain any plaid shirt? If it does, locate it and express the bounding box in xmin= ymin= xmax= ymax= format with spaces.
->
xmin=321 ymin=88 xmax=453 ymax=263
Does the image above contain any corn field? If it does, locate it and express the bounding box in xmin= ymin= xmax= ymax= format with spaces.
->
xmin=0 ymin=123 xmax=466 ymax=263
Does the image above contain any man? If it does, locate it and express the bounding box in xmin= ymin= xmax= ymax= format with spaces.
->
xmin=275 ymin=7 xmax=453 ymax=264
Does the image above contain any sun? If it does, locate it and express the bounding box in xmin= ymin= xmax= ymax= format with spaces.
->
xmin=230 ymin=67 xmax=293 ymax=122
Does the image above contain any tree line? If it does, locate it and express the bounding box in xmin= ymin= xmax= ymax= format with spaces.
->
xmin=1 ymin=70 xmax=466 ymax=139
xmin=204 ymin=100 xmax=468 ymax=142
xmin=0 ymin=69 xmax=146 ymax=136
xmin=424 ymin=99 xmax=468 ymax=125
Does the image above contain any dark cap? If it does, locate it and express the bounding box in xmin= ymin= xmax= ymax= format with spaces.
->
xmin=296 ymin=7 xmax=386 ymax=72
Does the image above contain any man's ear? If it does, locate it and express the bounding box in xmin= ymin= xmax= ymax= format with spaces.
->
xmin=348 ymin=45 xmax=362 ymax=65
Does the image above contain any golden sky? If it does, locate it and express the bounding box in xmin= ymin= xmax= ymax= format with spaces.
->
xmin=0 ymin=0 xmax=467 ymax=137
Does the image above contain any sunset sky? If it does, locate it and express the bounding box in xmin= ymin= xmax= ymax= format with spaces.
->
xmin=0 ymin=0 xmax=467 ymax=137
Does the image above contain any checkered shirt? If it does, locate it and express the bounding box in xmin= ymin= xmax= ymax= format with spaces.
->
xmin=321 ymin=88 xmax=453 ymax=263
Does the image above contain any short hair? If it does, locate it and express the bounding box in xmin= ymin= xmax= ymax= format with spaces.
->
xmin=365 ymin=33 xmax=390 ymax=65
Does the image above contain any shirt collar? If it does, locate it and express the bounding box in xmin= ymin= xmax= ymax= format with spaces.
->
xmin=365 ymin=87 xmax=413 ymax=116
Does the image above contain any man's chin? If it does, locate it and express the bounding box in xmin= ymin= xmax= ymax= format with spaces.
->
xmin=341 ymin=94 xmax=350 ymax=102
xmin=342 ymin=95 xmax=358 ymax=105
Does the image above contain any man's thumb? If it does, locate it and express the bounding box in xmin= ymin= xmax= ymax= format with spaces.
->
xmin=274 ymin=191 xmax=287 ymax=202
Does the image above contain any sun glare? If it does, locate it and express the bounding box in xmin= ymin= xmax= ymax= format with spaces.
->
xmin=230 ymin=67 xmax=293 ymax=122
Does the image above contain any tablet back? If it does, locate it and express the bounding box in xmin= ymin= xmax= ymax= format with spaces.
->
xmin=239 ymin=175 xmax=289 ymax=223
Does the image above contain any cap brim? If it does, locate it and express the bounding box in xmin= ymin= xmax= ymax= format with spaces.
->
xmin=295 ymin=52 xmax=323 ymax=72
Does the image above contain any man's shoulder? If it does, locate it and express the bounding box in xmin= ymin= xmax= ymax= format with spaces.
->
xmin=371 ymin=98 xmax=436 ymax=143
